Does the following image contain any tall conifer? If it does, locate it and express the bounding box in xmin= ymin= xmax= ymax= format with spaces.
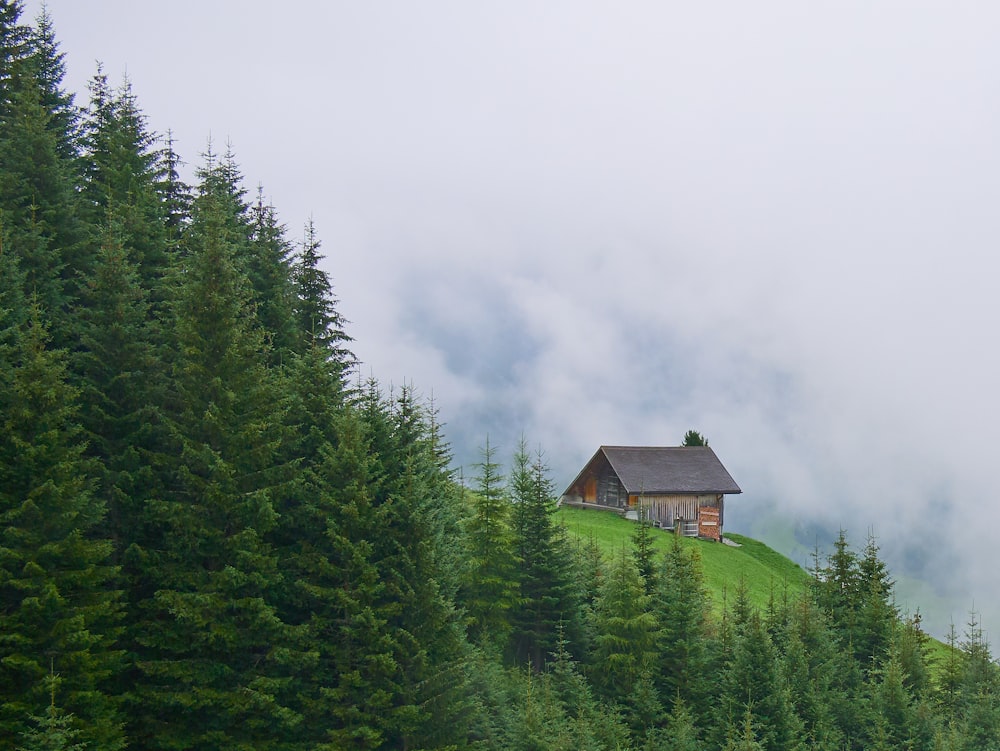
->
xmin=590 ymin=546 xmax=657 ymax=702
xmin=247 ymin=188 xmax=297 ymax=363
xmin=0 ymin=45 xmax=79 ymax=323
xmin=128 ymin=163 xmax=300 ymax=750
xmin=459 ymin=437 xmax=519 ymax=652
xmin=293 ymin=219 xmax=352 ymax=366
xmin=509 ymin=439 xmax=583 ymax=671
xmin=0 ymin=305 xmax=123 ymax=750
xmin=80 ymin=70 xmax=169 ymax=294
xmin=653 ymin=535 xmax=712 ymax=720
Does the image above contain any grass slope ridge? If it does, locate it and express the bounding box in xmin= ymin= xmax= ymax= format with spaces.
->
xmin=556 ymin=506 xmax=811 ymax=614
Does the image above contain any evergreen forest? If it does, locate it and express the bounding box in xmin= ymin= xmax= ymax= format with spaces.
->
xmin=1 ymin=4 xmax=999 ymax=749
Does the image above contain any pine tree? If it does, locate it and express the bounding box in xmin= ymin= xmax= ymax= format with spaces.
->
xmin=293 ymin=218 xmax=352 ymax=367
xmin=79 ymin=69 xmax=169 ymax=296
xmin=246 ymin=188 xmax=297 ymax=363
xmin=681 ymin=430 xmax=708 ymax=447
xmin=955 ymin=609 xmax=1000 ymax=749
xmin=71 ymin=215 xmax=168 ymax=717
xmin=0 ymin=304 xmax=123 ymax=751
xmin=654 ymin=535 xmax=712 ymax=719
xmin=509 ymin=438 xmax=583 ymax=671
xmin=458 ymin=436 xmax=519 ymax=652
xmin=717 ymin=611 xmax=802 ymax=751
xmin=866 ymin=649 xmax=915 ymax=750
xmin=0 ymin=20 xmax=82 ymax=328
xmin=128 ymin=168 xmax=300 ymax=750
xmin=631 ymin=502 xmax=657 ymax=595
xmin=813 ymin=530 xmax=861 ymax=649
xmin=0 ymin=2 xmax=28 ymax=101
xmin=590 ymin=546 xmax=658 ymax=701
xmin=153 ymin=129 xmax=191 ymax=241
xmin=854 ymin=531 xmax=897 ymax=669
xmin=24 ymin=6 xmax=77 ymax=163
xmin=781 ymin=597 xmax=847 ymax=750
xmin=364 ymin=381 xmax=476 ymax=748
xmin=649 ymin=697 xmax=705 ymax=751
xmin=73 ymin=217 xmax=163 ymax=554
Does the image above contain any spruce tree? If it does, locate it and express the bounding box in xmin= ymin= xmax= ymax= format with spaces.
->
xmin=128 ymin=168 xmax=300 ymax=750
xmin=246 ymin=188 xmax=297 ymax=363
xmin=717 ymin=611 xmax=802 ymax=751
xmin=650 ymin=697 xmax=705 ymax=751
xmin=458 ymin=436 xmax=519 ymax=653
xmin=421 ymin=392 xmax=466 ymax=597
xmin=0 ymin=305 xmax=123 ymax=751
xmin=79 ymin=70 xmax=169 ymax=297
xmin=681 ymin=430 xmax=708 ymax=447
xmin=16 ymin=671 xmax=87 ymax=751
xmin=866 ymin=649 xmax=915 ymax=750
xmin=154 ymin=129 xmax=191 ymax=242
xmin=509 ymin=439 xmax=583 ymax=671
xmin=328 ymin=378 xmax=473 ymax=749
xmin=937 ymin=621 xmax=963 ymax=716
xmin=653 ymin=535 xmax=712 ymax=719
xmin=71 ymin=216 xmax=168 ymax=715
xmin=293 ymin=218 xmax=352 ymax=366
xmin=293 ymin=406 xmax=390 ymax=750
xmin=590 ymin=546 xmax=658 ymax=702
xmin=781 ymin=597 xmax=847 ymax=750
xmin=956 ymin=609 xmax=1000 ymax=748
xmin=73 ymin=217 xmax=163 ymax=552
xmin=631 ymin=503 xmax=657 ymax=595
xmin=813 ymin=530 xmax=861 ymax=648
xmin=379 ymin=384 xmax=474 ymax=748
xmin=0 ymin=1 xmax=28 ymax=99
xmin=855 ymin=531 xmax=897 ymax=669
xmin=0 ymin=32 xmax=80 ymax=326
xmin=24 ymin=6 xmax=78 ymax=163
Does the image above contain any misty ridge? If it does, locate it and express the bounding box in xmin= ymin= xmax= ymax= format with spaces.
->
xmin=4 ymin=2 xmax=1000 ymax=749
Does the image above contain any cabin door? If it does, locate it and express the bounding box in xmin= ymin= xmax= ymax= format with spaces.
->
xmin=584 ymin=477 xmax=597 ymax=502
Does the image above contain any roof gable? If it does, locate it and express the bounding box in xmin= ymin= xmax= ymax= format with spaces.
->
xmin=598 ymin=446 xmax=741 ymax=495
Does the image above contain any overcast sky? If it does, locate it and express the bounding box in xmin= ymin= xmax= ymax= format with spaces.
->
xmin=25 ymin=0 xmax=1000 ymax=638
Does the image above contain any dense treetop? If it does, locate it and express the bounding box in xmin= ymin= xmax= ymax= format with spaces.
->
xmin=1 ymin=3 xmax=997 ymax=749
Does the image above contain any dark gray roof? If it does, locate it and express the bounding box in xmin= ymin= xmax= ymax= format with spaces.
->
xmin=599 ymin=446 xmax=742 ymax=495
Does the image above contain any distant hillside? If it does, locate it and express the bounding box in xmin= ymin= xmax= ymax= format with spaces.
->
xmin=556 ymin=506 xmax=811 ymax=614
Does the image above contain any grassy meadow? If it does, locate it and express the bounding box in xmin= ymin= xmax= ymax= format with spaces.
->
xmin=555 ymin=505 xmax=811 ymax=614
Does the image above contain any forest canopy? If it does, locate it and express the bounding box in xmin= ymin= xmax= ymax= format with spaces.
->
xmin=1 ymin=3 xmax=998 ymax=749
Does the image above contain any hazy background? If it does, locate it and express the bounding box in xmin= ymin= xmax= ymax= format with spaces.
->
xmin=26 ymin=0 xmax=1000 ymax=639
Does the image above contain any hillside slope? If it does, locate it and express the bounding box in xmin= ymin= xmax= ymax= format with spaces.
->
xmin=557 ymin=506 xmax=812 ymax=614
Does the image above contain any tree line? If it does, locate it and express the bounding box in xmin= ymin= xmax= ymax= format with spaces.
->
xmin=1 ymin=3 xmax=998 ymax=749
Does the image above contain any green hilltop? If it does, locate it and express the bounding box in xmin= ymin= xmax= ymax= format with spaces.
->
xmin=557 ymin=504 xmax=957 ymax=667
xmin=556 ymin=505 xmax=811 ymax=614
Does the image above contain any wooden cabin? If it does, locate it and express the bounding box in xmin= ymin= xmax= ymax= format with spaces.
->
xmin=559 ymin=446 xmax=741 ymax=541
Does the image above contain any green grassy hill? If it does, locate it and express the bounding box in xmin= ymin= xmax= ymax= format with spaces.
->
xmin=556 ymin=505 xmax=956 ymax=668
xmin=556 ymin=505 xmax=811 ymax=614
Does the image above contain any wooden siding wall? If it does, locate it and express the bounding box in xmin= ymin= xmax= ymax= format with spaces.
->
xmin=597 ymin=471 xmax=625 ymax=507
xmin=641 ymin=494 xmax=719 ymax=527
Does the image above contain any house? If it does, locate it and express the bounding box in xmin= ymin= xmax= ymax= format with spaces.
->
xmin=559 ymin=446 xmax=741 ymax=541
